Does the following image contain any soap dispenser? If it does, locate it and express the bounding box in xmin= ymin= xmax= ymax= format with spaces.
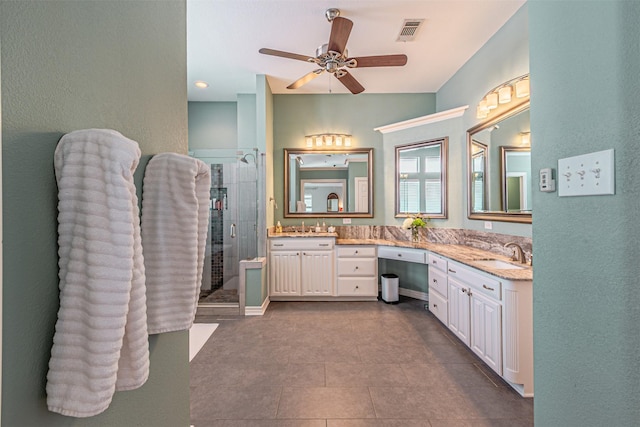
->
xmin=315 ymin=221 xmax=321 ymax=233
xmin=276 ymin=221 xmax=282 ymax=233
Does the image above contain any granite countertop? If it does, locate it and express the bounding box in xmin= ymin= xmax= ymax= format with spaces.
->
xmin=267 ymin=230 xmax=532 ymax=281
xmin=336 ymin=238 xmax=532 ymax=281
xmin=268 ymin=231 xmax=339 ymax=238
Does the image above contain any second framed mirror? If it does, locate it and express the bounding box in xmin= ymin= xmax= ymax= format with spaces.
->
xmin=395 ymin=137 xmax=448 ymax=219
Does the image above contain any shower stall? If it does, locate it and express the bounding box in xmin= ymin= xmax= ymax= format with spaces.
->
xmin=190 ymin=148 xmax=262 ymax=310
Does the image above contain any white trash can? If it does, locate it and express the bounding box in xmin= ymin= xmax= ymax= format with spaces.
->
xmin=381 ymin=273 xmax=399 ymax=303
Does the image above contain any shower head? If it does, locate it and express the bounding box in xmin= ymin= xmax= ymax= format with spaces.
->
xmin=239 ymin=152 xmax=257 ymax=164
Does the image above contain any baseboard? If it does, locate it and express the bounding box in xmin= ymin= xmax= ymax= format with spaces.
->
xmin=399 ymin=288 xmax=429 ymax=302
xmin=245 ymin=297 xmax=270 ymax=316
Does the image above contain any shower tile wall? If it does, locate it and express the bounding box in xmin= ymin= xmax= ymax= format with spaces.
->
xmin=210 ymin=164 xmax=224 ymax=291
xmin=238 ymin=163 xmax=258 ymax=261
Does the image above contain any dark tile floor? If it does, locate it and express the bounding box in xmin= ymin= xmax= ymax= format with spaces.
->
xmin=190 ymin=297 xmax=533 ymax=426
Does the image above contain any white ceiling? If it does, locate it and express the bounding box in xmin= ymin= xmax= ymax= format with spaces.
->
xmin=187 ymin=0 xmax=526 ymax=102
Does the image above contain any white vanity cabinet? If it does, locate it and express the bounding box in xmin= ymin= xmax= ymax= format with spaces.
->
xmin=447 ymin=261 xmax=502 ymax=374
xmin=428 ymin=254 xmax=533 ymax=397
xmin=336 ymin=245 xmax=377 ymax=297
xmin=269 ymin=238 xmax=334 ymax=298
xmin=427 ymin=253 xmax=448 ymax=324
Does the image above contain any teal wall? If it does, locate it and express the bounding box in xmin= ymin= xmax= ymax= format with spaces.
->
xmin=1 ymin=1 xmax=189 ymax=425
xmin=273 ymin=93 xmax=436 ymax=226
xmin=378 ymin=259 xmax=429 ymax=294
xmin=188 ymin=101 xmax=238 ymax=150
xmin=245 ymin=267 xmax=267 ymax=307
xmin=437 ymin=4 xmax=531 ymax=237
xmin=529 ymin=1 xmax=640 ymax=425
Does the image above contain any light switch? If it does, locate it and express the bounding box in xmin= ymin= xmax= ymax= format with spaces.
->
xmin=557 ymin=149 xmax=615 ymax=197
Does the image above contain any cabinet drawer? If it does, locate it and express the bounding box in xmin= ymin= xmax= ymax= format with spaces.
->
xmin=337 ymin=277 xmax=378 ymax=296
xmin=270 ymin=238 xmax=334 ymax=251
xmin=429 ymin=289 xmax=448 ymax=324
xmin=427 ymin=253 xmax=448 ymax=272
xmin=378 ymin=246 xmax=426 ymax=264
xmin=336 ymin=245 xmax=376 ymax=258
xmin=337 ymin=258 xmax=377 ymax=277
xmin=447 ymin=262 xmax=501 ymax=300
xmin=428 ymin=267 xmax=448 ymax=297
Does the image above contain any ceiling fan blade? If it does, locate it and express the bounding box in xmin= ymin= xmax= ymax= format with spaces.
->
xmin=259 ymin=48 xmax=315 ymax=63
xmin=327 ymin=17 xmax=353 ymax=53
xmin=349 ymin=54 xmax=408 ymax=68
xmin=287 ymin=69 xmax=324 ymax=90
xmin=335 ymin=70 xmax=364 ymax=94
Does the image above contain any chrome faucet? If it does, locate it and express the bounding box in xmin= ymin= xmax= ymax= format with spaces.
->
xmin=505 ymin=242 xmax=526 ymax=264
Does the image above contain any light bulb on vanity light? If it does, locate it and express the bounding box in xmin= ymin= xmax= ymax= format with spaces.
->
xmin=485 ymin=92 xmax=498 ymax=110
xmin=306 ymin=137 xmax=313 ymax=148
xmin=498 ymin=86 xmax=512 ymax=104
xmin=516 ymin=78 xmax=530 ymax=98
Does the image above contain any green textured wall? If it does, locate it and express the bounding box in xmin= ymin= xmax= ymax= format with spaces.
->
xmin=1 ymin=1 xmax=189 ymax=425
xmin=529 ymin=1 xmax=640 ymax=425
xmin=273 ymin=93 xmax=436 ymax=226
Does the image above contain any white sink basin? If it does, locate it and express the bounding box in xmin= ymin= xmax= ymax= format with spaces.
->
xmin=473 ymin=259 xmax=526 ymax=270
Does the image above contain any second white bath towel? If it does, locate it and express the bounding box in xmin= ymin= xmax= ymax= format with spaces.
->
xmin=142 ymin=153 xmax=210 ymax=334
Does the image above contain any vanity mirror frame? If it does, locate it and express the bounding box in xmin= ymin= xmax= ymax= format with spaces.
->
xmin=467 ymin=100 xmax=531 ymax=224
xmin=283 ymin=148 xmax=374 ymax=218
xmin=395 ymin=137 xmax=448 ymax=219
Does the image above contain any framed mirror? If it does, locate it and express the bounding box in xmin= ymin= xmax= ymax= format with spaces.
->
xmin=467 ymin=101 xmax=531 ymax=223
xmin=284 ymin=148 xmax=373 ymax=218
xmin=395 ymin=137 xmax=448 ymax=219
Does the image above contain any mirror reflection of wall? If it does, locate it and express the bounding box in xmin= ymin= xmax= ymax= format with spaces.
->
xmin=467 ymin=101 xmax=531 ymax=223
xmin=284 ymin=148 xmax=373 ymax=218
xmin=395 ymin=137 xmax=448 ymax=219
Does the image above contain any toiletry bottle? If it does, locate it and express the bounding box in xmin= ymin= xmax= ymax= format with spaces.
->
xmin=315 ymin=221 xmax=321 ymax=233
xmin=322 ymin=220 xmax=326 ymax=232
xmin=276 ymin=221 xmax=282 ymax=233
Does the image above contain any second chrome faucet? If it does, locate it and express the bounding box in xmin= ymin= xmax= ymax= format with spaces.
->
xmin=504 ymin=242 xmax=527 ymax=264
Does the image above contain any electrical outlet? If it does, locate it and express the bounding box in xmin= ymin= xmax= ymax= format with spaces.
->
xmin=342 ymin=218 xmax=352 ymax=224
xmin=484 ymin=221 xmax=493 ymax=230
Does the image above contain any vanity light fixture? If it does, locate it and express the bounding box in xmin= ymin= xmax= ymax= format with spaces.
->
xmin=304 ymin=133 xmax=352 ymax=148
xmin=476 ymin=73 xmax=530 ymax=119
xmin=520 ymin=132 xmax=531 ymax=146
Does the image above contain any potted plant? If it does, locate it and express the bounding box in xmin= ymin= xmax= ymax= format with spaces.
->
xmin=402 ymin=215 xmax=429 ymax=243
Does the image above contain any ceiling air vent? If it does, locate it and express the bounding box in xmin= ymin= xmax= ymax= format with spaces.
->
xmin=397 ymin=19 xmax=425 ymax=42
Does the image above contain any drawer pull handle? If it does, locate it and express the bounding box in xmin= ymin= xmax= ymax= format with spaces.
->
xmin=355 ymin=285 xmax=359 ymax=289
xmin=274 ymin=244 xmax=284 ymax=247
xmin=319 ymin=244 xmax=329 ymax=247
xmin=482 ymin=284 xmax=495 ymax=291
xmin=433 ymin=279 xmax=437 ymax=284
xmin=433 ymin=304 xmax=438 ymax=308
xmin=355 ymin=250 xmax=359 ymax=254
xmin=448 ymin=268 xmax=456 ymax=273
xmin=355 ymin=266 xmax=359 ymax=270
xmin=432 ymin=260 xmax=438 ymax=264
xmin=397 ymin=254 xmax=402 ymax=257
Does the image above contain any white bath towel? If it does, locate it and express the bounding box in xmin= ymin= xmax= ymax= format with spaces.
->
xmin=142 ymin=153 xmax=210 ymax=334
xmin=47 ymin=129 xmax=149 ymax=418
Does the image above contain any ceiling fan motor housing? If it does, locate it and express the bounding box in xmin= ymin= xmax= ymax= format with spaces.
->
xmin=315 ymin=44 xmax=357 ymax=73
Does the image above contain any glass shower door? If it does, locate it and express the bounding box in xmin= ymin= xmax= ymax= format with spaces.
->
xmin=193 ymin=150 xmax=258 ymax=306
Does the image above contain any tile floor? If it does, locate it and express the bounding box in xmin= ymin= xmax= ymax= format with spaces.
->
xmin=190 ymin=297 xmax=533 ymax=426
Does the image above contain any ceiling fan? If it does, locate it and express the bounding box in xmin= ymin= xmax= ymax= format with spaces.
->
xmin=259 ymin=8 xmax=408 ymax=94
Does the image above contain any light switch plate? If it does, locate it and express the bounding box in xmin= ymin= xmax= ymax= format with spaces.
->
xmin=558 ymin=149 xmax=615 ymax=197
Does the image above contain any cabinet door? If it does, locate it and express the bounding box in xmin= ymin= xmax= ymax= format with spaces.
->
xmin=447 ymin=276 xmax=470 ymax=346
xmin=301 ymin=250 xmax=334 ymax=295
xmin=269 ymin=251 xmax=301 ymax=296
xmin=470 ymin=292 xmax=502 ymax=375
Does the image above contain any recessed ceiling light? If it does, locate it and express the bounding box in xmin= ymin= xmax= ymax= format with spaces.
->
xmin=194 ymin=80 xmax=209 ymax=89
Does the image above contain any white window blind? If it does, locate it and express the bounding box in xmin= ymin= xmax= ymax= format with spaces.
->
xmin=425 ymin=179 xmax=441 ymax=213
xmin=399 ymin=179 xmax=420 ymax=213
